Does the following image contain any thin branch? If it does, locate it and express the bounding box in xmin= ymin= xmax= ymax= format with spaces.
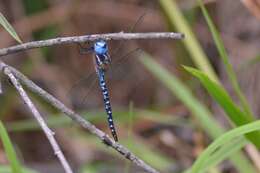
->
xmin=0 ymin=63 xmax=73 ymax=173
xmin=0 ymin=61 xmax=160 ymax=173
xmin=0 ymin=32 xmax=184 ymax=57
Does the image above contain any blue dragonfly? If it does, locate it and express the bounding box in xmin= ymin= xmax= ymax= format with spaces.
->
xmin=93 ymin=40 xmax=117 ymax=141
xmin=75 ymin=40 xmax=142 ymax=142
xmin=74 ymin=16 xmax=145 ymax=142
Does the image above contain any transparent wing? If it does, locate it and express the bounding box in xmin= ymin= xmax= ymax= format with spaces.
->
xmin=69 ymin=47 xmax=141 ymax=109
xmin=110 ymin=12 xmax=146 ymax=58
xmin=67 ymin=70 xmax=98 ymax=109
xmin=68 ymin=13 xmax=145 ymax=110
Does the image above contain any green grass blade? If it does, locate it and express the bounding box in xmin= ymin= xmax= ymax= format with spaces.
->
xmin=200 ymin=137 xmax=248 ymax=173
xmin=6 ymin=109 xmax=187 ymax=132
xmin=0 ymin=121 xmax=23 ymax=173
xmin=0 ymin=12 xmax=22 ymax=43
xmin=159 ymin=0 xmax=218 ymax=83
xmin=198 ymin=0 xmax=253 ymax=117
xmin=127 ymin=102 xmax=134 ymax=138
xmin=185 ymin=138 xmax=255 ymax=173
xmin=184 ymin=138 xmax=249 ymax=173
xmin=0 ymin=165 xmax=38 ymax=173
xmin=239 ymin=55 xmax=260 ymax=71
xmin=139 ymin=53 xmax=221 ymax=138
xmin=191 ymin=120 xmax=260 ymax=173
xmin=124 ymin=102 xmax=134 ymax=173
xmin=184 ymin=66 xmax=260 ymax=147
xmin=139 ymin=53 xmax=257 ymax=173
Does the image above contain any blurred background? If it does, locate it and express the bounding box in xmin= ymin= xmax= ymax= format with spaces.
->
xmin=0 ymin=0 xmax=260 ymax=173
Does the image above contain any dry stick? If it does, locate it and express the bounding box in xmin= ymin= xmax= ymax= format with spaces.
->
xmin=0 ymin=64 xmax=73 ymax=173
xmin=0 ymin=32 xmax=184 ymax=57
xmin=0 ymin=62 xmax=160 ymax=173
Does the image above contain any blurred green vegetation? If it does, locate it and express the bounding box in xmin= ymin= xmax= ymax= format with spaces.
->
xmin=0 ymin=121 xmax=22 ymax=173
xmin=0 ymin=12 xmax=22 ymax=43
xmin=0 ymin=0 xmax=259 ymax=173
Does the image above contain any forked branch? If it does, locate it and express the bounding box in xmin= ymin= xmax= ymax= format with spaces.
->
xmin=0 ymin=63 xmax=73 ymax=173
xmin=0 ymin=61 xmax=160 ymax=173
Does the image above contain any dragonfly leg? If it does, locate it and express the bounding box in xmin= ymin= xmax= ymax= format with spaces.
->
xmin=77 ymin=42 xmax=93 ymax=55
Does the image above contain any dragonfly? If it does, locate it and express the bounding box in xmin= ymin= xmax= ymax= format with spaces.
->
xmin=77 ymin=40 xmax=118 ymax=141
xmin=73 ymin=14 xmax=145 ymax=141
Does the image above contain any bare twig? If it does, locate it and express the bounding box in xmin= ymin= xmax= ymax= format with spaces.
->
xmin=0 ymin=32 xmax=184 ymax=57
xmin=0 ymin=63 xmax=73 ymax=173
xmin=0 ymin=61 xmax=160 ymax=173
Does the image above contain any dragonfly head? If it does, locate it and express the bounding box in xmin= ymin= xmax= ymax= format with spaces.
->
xmin=94 ymin=40 xmax=108 ymax=55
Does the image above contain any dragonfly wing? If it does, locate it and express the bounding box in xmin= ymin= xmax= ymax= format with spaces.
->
xmin=78 ymin=77 xmax=98 ymax=108
xmin=110 ymin=12 xmax=146 ymax=58
xmin=71 ymin=12 xmax=145 ymax=108
xmin=107 ymin=47 xmax=142 ymax=81
xmin=70 ymin=47 xmax=142 ymax=109
xmin=67 ymin=71 xmax=98 ymax=109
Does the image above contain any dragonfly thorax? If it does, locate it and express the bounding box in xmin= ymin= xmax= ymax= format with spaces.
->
xmin=94 ymin=40 xmax=108 ymax=55
xmin=95 ymin=54 xmax=111 ymax=71
xmin=94 ymin=39 xmax=111 ymax=70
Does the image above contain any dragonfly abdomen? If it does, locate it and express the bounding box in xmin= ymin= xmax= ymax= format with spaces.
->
xmin=97 ymin=69 xmax=118 ymax=141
